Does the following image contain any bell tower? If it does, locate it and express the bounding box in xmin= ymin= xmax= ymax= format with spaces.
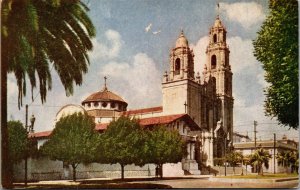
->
xmin=162 ymin=30 xmax=201 ymax=126
xmin=204 ymin=16 xmax=234 ymax=145
xmin=169 ymin=30 xmax=195 ymax=81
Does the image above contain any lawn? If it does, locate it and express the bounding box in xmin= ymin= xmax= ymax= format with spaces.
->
xmin=216 ymin=173 xmax=299 ymax=179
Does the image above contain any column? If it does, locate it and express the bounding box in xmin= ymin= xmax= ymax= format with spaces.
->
xmin=191 ymin=143 xmax=195 ymax=160
xmin=187 ymin=143 xmax=191 ymax=159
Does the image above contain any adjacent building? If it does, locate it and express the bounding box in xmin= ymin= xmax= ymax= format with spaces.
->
xmin=234 ymin=134 xmax=298 ymax=173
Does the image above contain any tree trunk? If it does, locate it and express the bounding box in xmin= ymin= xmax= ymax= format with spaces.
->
xmin=71 ymin=164 xmax=77 ymax=181
xmin=260 ymin=165 xmax=263 ymax=176
xmin=233 ymin=165 xmax=235 ymax=175
xmin=160 ymin=164 xmax=163 ymax=179
xmin=1 ymin=57 xmax=12 ymax=188
xmin=155 ymin=165 xmax=159 ymax=178
xmin=121 ymin=164 xmax=124 ymax=180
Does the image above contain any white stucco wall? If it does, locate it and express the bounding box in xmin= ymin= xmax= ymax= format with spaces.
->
xmin=162 ymin=162 xmax=184 ymax=177
xmin=13 ymin=157 xmax=158 ymax=182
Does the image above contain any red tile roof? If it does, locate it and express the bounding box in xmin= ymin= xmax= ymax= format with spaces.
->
xmin=30 ymin=114 xmax=201 ymax=138
xmin=95 ymin=114 xmax=200 ymax=131
xmin=95 ymin=123 xmax=108 ymax=130
xmin=82 ymin=89 xmax=127 ymax=105
xmin=29 ymin=131 xmax=52 ymax=139
xmin=139 ymin=114 xmax=185 ymax=126
xmin=122 ymin=106 xmax=163 ymax=115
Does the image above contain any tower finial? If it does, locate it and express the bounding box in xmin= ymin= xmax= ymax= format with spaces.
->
xmin=103 ymin=76 xmax=108 ymax=91
xmin=217 ymin=3 xmax=220 ymax=19
xmin=180 ymin=28 xmax=184 ymax=37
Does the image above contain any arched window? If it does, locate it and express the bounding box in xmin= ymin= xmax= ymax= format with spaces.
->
xmin=211 ymin=55 xmax=217 ymax=69
xmin=213 ymin=34 xmax=217 ymax=43
xmin=175 ymin=58 xmax=180 ymax=75
xmin=111 ymin=102 xmax=115 ymax=109
xmin=102 ymin=102 xmax=107 ymax=108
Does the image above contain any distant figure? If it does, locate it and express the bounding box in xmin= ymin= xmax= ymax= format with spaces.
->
xmin=155 ymin=166 xmax=159 ymax=178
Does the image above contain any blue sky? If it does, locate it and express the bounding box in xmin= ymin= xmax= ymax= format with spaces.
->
xmin=7 ymin=0 xmax=298 ymax=141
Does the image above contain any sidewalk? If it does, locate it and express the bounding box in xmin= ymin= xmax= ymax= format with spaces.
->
xmin=209 ymin=176 xmax=299 ymax=183
xmin=14 ymin=175 xmax=212 ymax=187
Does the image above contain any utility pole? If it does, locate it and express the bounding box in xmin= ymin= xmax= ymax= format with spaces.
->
xmin=253 ymin=120 xmax=257 ymax=173
xmin=224 ymin=137 xmax=227 ymax=176
xmin=274 ymin=133 xmax=276 ymax=174
xmin=25 ymin=104 xmax=28 ymax=186
xmin=254 ymin=121 xmax=257 ymax=149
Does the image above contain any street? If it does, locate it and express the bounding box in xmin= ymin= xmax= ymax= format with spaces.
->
xmin=132 ymin=178 xmax=299 ymax=188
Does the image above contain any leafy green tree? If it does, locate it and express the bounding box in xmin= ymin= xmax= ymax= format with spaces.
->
xmin=1 ymin=0 xmax=95 ymax=187
xmin=253 ymin=0 xmax=298 ymax=129
xmin=276 ymin=151 xmax=290 ymax=173
xmin=8 ymin=121 xmax=28 ymax=164
xmin=144 ymin=125 xmax=186 ymax=178
xmin=277 ymin=150 xmax=299 ymax=173
xmin=98 ymin=116 xmax=145 ymax=179
xmin=289 ymin=151 xmax=299 ymax=173
xmin=40 ymin=113 xmax=99 ymax=181
xmin=243 ymin=155 xmax=251 ymax=175
xmin=249 ymin=148 xmax=271 ymax=176
xmin=225 ymin=151 xmax=243 ymax=175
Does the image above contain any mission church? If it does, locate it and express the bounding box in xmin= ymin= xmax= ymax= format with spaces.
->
xmin=16 ymin=15 xmax=234 ymax=180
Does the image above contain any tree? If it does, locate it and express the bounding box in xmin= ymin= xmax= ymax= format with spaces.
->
xmin=289 ymin=151 xmax=299 ymax=174
xmin=276 ymin=151 xmax=290 ymax=173
xmin=98 ymin=116 xmax=146 ymax=180
xmin=8 ymin=121 xmax=28 ymax=164
xmin=253 ymin=0 xmax=298 ymax=129
xmin=225 ymin=151 xmax=243 ymax=175
xmin=1 ymin=0 xmax=95 ymax=187
xmin=243 ymin=155 xmax=251 ymax=175
xmin=277 ymin=150 xmax=299 ymax=173
xmin=144 ymin=125 xmax=186 ymax=178
xmin=2 ymin=0 xmax=96 ymax=107
xmin=249 ymin=148 xmax=271 ymax=176
xmin=40 ymin=113 xmax=99 ymax=181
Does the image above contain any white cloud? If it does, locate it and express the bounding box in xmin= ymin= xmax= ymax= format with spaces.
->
xmin=219 ymin=2 xmax=265 ymax=29
xmin=100 ymin=53 xmax=162 ymax=109
xmin=90 ymin=29 xmax=122 ymax=60
xmin=190 ymin=36 xmax=209 ymax=75
xmin=257 ymin=71 xmax=270 ymax=88
xmin=227 ymin=36 xmax=257 ymax=73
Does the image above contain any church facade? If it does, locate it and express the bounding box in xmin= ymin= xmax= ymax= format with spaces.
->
xmin=162 ymin=15 xmax=234 ymax=167
xmin=16 ymin=16 xmax=234 ymax=181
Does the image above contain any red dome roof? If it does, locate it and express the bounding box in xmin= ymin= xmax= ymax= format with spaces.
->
xmin=82 ymin=88 xmax=127 ymax=105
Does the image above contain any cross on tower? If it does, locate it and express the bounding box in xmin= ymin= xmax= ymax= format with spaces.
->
xmin=184 ymin=101 xmax=188 ymax=113
xmin=103 ymin=76 xmax=107 ymax=90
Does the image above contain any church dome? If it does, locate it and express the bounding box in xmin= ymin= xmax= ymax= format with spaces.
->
xmin=81 ymin=77 xmax=128 ymax=113
xmin=82 ymin=88 xmax=127 ymax=105
xmin=175 ymin=30 xmax=189 ymax=48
